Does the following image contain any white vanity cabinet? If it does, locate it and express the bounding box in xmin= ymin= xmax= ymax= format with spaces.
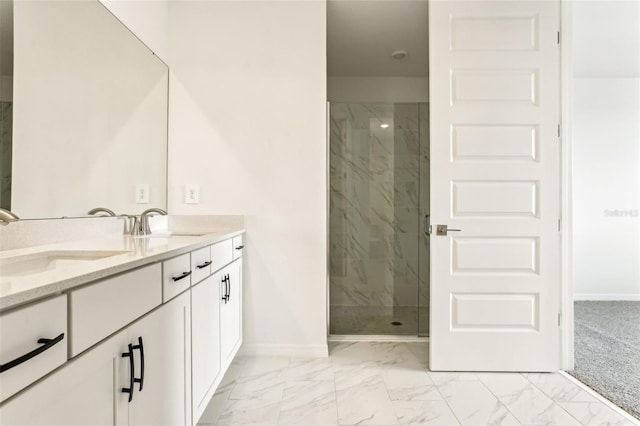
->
xmin=0 ymin=291 xmax=191 ymax=426
xmin=0 ymin=231 xmax=244 ymax=426
xmin=220 ymin=259 xmax=242 ymax=368
xmin=0 ymin=295 xmax=68 ymax=403
xmin=69 ymin=264 xmax=162 ymax=357
xmin=190 ymin=239 xmax=243 ymax=425
xmin=191 ymin=273 xmax=221 ymax=423
xmin=190 ymin=246 xmax=212 ymax=285
xmin=163 ymin=254 xmax=192 ymax=302
xmin=126 ymin=290 xmax=191 ymax=426
xmin=232 ymin=235 xmax=244 ymax=260
xmin=0 ymin=329 xmax=129 ymax=425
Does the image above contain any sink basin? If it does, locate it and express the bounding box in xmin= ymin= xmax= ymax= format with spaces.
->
xmin=0 ymin=250 xmax=130 ymax=277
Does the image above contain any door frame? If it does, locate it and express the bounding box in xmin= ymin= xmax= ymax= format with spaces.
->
xmin=324 ymin=1 xmax=577 ymax=369
xmin=559 ymin=0 xmax=574 ymax=371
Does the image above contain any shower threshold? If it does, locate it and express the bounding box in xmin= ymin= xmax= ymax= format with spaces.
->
xmin=328 ymin=335 xmax=429 ymax=342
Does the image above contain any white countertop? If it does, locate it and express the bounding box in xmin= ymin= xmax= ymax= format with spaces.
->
xmin=0 ymin=227 xmax=244 ymax=312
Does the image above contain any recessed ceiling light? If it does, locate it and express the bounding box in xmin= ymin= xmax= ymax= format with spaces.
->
xmin=380 ymin=123 xmax=390 ymax=129
xmin=391 ymin=50 xmax=408 ymax=60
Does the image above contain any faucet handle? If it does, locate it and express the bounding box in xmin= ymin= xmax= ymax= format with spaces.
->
xmin=130 ymin=216 xmax=141 ymax=236
xmin=88 ymin=207 xmax=116 ymax=217
xmin=118 ymin=214 xmax=140 ymax=235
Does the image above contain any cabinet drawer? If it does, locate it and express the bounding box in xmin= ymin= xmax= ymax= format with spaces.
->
xmin=70 ymin=264 xmax=161 ymax=357
xmin=232 ymin=235 xmax=244 ymax=260
xmin=210 ymin=239 xmax=232 ymax=272
xmin=163 ymin=253 xmax=192 ymax=302
xmin=191 ymin=246 xmax=211 ymax=285
xmin=0 ymin=295 xmax=68 ymax=403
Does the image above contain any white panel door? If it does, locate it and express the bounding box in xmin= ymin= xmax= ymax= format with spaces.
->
xmin=430 ymin=0 xmax=560 ymax=371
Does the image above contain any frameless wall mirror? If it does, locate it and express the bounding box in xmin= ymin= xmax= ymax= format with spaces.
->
xmin=2 ymin=0 xmax=168 ymax=219
xmin=0 ymin=0 xmax=12 ymax=212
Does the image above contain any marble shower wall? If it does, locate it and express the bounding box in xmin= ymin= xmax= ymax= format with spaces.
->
xmin=0 ymin=102 xmax=12 ymax=210
xmin=330 ymin=103 xmax=429 ymax=335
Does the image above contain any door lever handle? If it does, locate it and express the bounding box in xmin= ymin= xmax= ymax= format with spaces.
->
xmin=436 ymin=225 xmax=462 ymax=236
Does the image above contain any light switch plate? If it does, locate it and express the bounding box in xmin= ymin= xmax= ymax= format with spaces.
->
xmin=136 ymin=184 xmax=150 ymax=204
xmin=185 ymin=184 xmax=200 ymax=204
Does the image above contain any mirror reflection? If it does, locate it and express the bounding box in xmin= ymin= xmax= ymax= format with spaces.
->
xmin=0 ymin=0 xmax=12 ymax=212
xmin=1 ymin=0 xmax=168 ymax=219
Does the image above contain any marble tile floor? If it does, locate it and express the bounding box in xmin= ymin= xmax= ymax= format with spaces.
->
xmin=197 ymin=342 xmax=638 ymax=426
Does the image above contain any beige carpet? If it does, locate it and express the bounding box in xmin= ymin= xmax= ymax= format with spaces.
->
xmin=569 ymin=301 xmax=640 ymax=420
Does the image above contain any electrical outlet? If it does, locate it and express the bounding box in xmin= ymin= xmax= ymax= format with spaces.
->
xmin=136 ymin=184 xmax=150 ymax=204
xmin=185 ymin=184 xmax=200 ymax=204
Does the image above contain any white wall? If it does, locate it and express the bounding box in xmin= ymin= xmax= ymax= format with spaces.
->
xmin=573 ymin=78 xmax=640 ymax=300
xmin=99 ymin=0 xmax=169 ymax=63
xmin=328 ymin=76 xmax=428 ymax=103
xmin=168 ymin=1 xmax=328 ymax=354
xmin=572 ymin=0 xmax=640 ymax=300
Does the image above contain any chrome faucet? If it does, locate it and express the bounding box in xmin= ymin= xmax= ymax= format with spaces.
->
xmin=118 ymin=214 xmax=139 ymax=235
xmin=88 ymin=207 xmax=116 ymax=217
xmin=139 ymin=208 xmax=167 ymax=235
xmin=0 ymin=208 xmax=19 ymax=225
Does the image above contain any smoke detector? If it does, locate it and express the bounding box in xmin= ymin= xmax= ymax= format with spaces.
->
xmin=391 ymin=50 xmax=408 ymax=60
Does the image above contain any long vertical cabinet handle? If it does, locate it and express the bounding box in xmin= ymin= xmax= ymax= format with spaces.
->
xmin=132 ymin=337 xmax=144 ymax=391
xmin=226 ymin=274 xmax=231 ymax=302
xmin=121 ymin=343 xmax=135 ymax=402
xmin=221 ymin=275 xmax=228 ymax=303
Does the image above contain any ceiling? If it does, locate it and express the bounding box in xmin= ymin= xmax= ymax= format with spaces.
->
xmin=327 ymin=0 xmax=429 ymax=77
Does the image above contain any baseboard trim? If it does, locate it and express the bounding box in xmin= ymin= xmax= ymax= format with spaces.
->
xmin=239 ymin=343 xmax=329 ymax=358
xmin=574 ymin=294 xmax=640 ymax=301
xmin=560 ymin=372 xmax=640 ymax=424
xmin=329 ymin=335 xmax=429 ymax=343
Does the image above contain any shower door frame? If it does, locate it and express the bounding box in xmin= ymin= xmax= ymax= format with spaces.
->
xmin=325 ymin=102 xmax=429 ymax=338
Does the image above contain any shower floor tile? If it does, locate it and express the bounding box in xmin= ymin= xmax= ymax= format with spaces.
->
xmin=330 ymin=305 xmax=428 ymax=335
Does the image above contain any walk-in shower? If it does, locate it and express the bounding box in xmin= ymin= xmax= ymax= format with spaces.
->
xmin=329 ymin=103 xmax=429 ymax=336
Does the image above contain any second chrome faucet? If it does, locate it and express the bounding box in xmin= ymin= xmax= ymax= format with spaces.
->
xmin=138 ymin=208 xmax=167 ymax=235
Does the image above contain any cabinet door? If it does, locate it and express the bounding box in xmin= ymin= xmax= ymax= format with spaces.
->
xmin=220 ymin=259 xmax=242 ymax=366
xmin=127 ymin=291 xmax=191 ymax=426
xmin=191 ymin=274 xmax=222 ymax=425
xmin=0 ymin=330 xmax=128 ymax=426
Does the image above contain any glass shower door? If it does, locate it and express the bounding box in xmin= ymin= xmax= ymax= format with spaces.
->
xmin=329 ymin=103 xmax=429 ymax=336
